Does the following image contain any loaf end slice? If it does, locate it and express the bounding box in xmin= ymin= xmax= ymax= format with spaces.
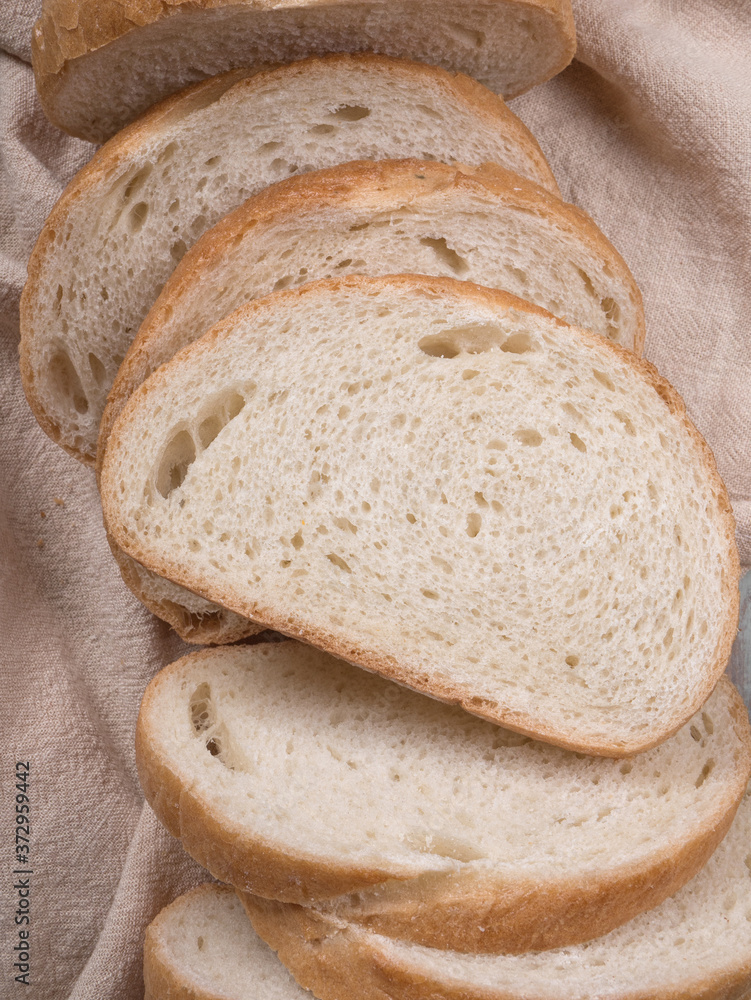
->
xmin=33 ymin=0 xmax=576 ymax=142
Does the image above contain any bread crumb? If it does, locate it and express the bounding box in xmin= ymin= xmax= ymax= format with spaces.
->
xmin=37 ymin=538 xmax=44 ymax=549
xmin=54 ymin=497 xmax=65 ymax=506
xmin=40 ymin=511 xmax=46 ymax=518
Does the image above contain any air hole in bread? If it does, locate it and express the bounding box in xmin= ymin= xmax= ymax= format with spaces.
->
xmin=122 ymin=163 xmax=153 ymax=201
xmin=197 ymin=390 xmax=246 ymax=449
xmin=703 ymin=712 xmax=714 ymax=735
xmin=50 ymin=349 xmax=88 ymax=414
xmin=190 ymin=683 xmax=214 ymax=733
xmin=157 ymin=430 xmax=196 ymax=498
xmin=88 ymin=352 xmax=106 ymax=384
xmin=257 ymin=141 xmax=282 ymax=154
xmin=614 ymin=410 xmax=636 ymax=436
xmin=569 ymin=432 xmax=587 ymax=453
xmin=273 ymin=276 xmax=293 ymax=292
xmin=327 ymin=553 xmax=352 ymax=573
xmin=446 ymin=22 xmax=487 ymax=47
xmin=128 ymin=201 xmax=149 ymax=233
xmin=418 ymin=324 xmax=520 ymax=358
xmin=204 ymin=155 xmax=222 ymax=167
xmin=419 ymin=237 xmax=469 ymax=276
xmin=157 ymin=142 xmax=177 ymax=165
xmin=565 ymin=655 xmax=580 ymax=667
xmin=330 ymin=104 xmax=371 ymax=121
xmin=309 ymin=123 xmax=336 ymax=135
xmin=695 ymin=759 xmax=716 ymax=788
xmin=466 ymin=513 xmax=482 ymax=537
xmin=196 ymin=935 xmax=204 ymax=950
xmin=416 ymin=103 xmax=443 ymax=120
xmin=422 ymin=589 xmax=440 ymax=600
xmin=592 ymin=369 xmax=615 ymax=391
xmin=170 ymin=239 xmax=187 ymax=263
xmin=515 ymin=429 xmax=543 ymax=447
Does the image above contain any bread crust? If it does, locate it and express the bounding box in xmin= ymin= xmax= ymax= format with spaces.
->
xmin=97 ymin=155 xmax=642 ymax=465
xmin=136 ymin=640 xmax=751 ymax=951
xmin=22 ymin=54 xmax=558 ymax=471
xmin=144 ymin=884 xmax=246 ymax=1000
xmin=32 ymin=0 xmax=576 ymax=141
xmin=240 ymin=893 xmax=751 ymax=1000
xmin=103 ymin=274 xmax=739 ymax=757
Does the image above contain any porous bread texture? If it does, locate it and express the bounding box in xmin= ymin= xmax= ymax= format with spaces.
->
xmin=135 ymin=640 xmax=751 ymax=955
xmin=33 ymin=0 xmax=576 ymax=142
xmin=103 ymin=276 xmax=739 ymax=755
xmin=21 ymin=54 xmax=558 ymax=468
xmin=100 ymin=157 xmax=643 ymax=457
xmin=97 ymin=157 xmax=644 ymax=646
xmin=242 ymin=782 xmax=751 ymax=1000
xmin=144 ymin=884 xmax=309 ymax=1000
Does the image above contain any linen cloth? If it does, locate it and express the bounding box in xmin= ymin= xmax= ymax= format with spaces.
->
xmin=0 ymin=1 xmax=749 ymax=996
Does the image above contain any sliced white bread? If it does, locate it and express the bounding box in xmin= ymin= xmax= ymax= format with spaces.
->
xmin=104 ymin=276 xmax=739 ymax=755
xmin=96 ymin=157 xmax=644 ymax=646
xmin=135 ymin=641 xmax=751 ymax=954
xmin=144 ymin=884 xmax=309 ymax=1000
xmin=243 ymin=780 xmax=751 ymax=1000
xmin=33 ymin=0 xmax=576 ymax=143
xmin=100 ymin=158 xmax=644 ymax=458
xmin=21 ymin=53 xmax=558 ymax=468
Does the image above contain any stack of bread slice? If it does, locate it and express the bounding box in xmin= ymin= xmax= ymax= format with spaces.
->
xmin=21 ymin=1 xmax=750 ymax=996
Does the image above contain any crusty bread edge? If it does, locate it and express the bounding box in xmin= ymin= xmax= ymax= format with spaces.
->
xmin=312 ymin=676 xmax=751 ymax=952
xmin=136 ymin=646 xmax=421 ymax=901
xmin=105 ymin=528 xmax=263 ymax=644
xmin=144 ymin=883 xmax=242 ymax=1000
xmin=137 ymin=638 xmax=751 ymax=947
xmin=103 ymin=273 xmax=739 ymax=757
xmin=97 ymin=154 xmax=641 ymax=469
xmin=240 ymin=892 xmax=751 ymax=1000
xmin=32 ymin=0 xmax=576 ymax=141
xmin=22 ymin=53 xmax=558 ymax=468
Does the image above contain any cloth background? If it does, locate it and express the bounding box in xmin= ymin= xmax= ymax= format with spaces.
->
xmin=1 ymin=0 xmax=750 ymax=996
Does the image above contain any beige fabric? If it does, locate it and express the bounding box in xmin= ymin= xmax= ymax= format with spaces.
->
xmin=0 ymin=1 xmax=749 ymax=997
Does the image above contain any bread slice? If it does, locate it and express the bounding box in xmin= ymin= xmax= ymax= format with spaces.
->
xmin=100 ymin=158 xmax=644 ymax=458
xmin=21 ymin=54 xmax=558 ymax=469
xmin=135 ymin=640 xmax=751 ymax=954
xmin=96 ymin=157 xmax=644 ymax=646
xmin=144 ymin=884 xmax=309 ymax=1000
xmin=103 ymin=275 xmax=739 ymax=755
xmin=33 ymin=0 xmax=576 ymax=143
xmin=242 ymin=780 xmax=751 ymax=1000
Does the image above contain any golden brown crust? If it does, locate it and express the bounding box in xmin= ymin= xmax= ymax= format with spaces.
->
xmin=97 ymin=154 xmax=638 ymax=470
xmin=136 ymin=649 xmax=416 ymax=902
xmin=144 ymin=884 xmax=241 ymax=1000
xmin=240 ymin=893 xmax=751 ymax=1000
xmin=103 ymin=273 xmax=737 ymax=756
xmin=23 ymin=55 xmax=558 ymax=470
xmin=136 ymin=638 xmax=751 ymax=950
xmin=33 ymin=0 xmax=576 ymax=140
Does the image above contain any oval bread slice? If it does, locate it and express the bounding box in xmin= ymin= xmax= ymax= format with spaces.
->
xmin=96 ymin=157 xmax=644 ymax=646
xmin=33 ymin=0 xmax=576 ymax=143
xmin=104 ymin=275 xmax=739 ymax=755
xmin=135 ymin=641 xmax=751 ymax=953
xmin=144 ymin=884 xmax=310 ymax=1000
xmin=242 ymin=781 xmax=751 ymax=1000
xmin=20 ymin=53 xmax=559 ymax=467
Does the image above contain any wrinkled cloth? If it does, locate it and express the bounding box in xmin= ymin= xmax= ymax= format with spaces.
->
xmin=1 ymin=1 xmax=749 ymax=997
